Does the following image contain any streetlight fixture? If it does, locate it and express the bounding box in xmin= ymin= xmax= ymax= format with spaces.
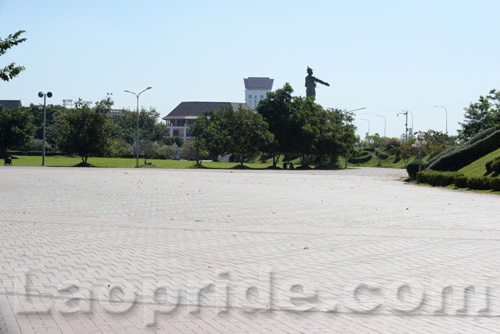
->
xmin=408 ymin=111 xmax=414 ymax=135
xmin=376 ymin=115 xmax=386 ymax=138
xmin=397 ymin=111 xmax=409 ymax=141
xmin=433 ymin=105 xmax=448 ymax=134
xmin=360 ymin=118 xmax=370 ymax=139
xmin=124 ymin=87 xmax=152 ymax=168
xmin=38 ymin=91 xmax=52 ymax=166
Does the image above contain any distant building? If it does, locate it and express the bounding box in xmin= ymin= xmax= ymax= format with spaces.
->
xmin=162 ymin=101 xmax=251 ymax=140
xmin=0 ymin=100 xmax=22 ymax=109
xmin=108 ymin=109 xmax=126 ymax=117
xmin=244 ymin=77 xmax=274 ymax=110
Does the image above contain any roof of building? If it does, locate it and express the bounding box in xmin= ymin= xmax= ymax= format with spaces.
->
xmin=162 ymin=101 xmax=251 ymax=120
xmin=244 ymin=77 xmax=274 ymax=90
xmin=0 ymin=100 xmax=22 ymax=109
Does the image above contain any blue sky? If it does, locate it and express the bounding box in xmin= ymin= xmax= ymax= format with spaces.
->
xmin=1 ymin=0 xmax=499 ymax=138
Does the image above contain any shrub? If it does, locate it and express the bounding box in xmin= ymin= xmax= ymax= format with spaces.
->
xmin=416 ymin=171 xmax=461 ymax=187
xmin=490 ymin=177 xmax=500 ymax=191
xmin=427 ymin=127 xmax=500 ymax=171
xmin=348 ymin=152 xmax=373 ymax=164
xmin=375 ymin=149 xmax=389 ymax=160
xmin=453 ymin=175 xmax=468 ymax=188
xmin=485 ymin=156 xmax=500 ymax=174
xmin=406 ymin=160 xmax=424 ymax=179
xmin=467 ymin=177 xmax=492 ymax=190
xmin=491 ymin=159 xmax=500 ymax=174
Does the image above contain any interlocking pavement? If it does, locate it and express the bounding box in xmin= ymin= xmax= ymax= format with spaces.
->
xmin=0 ymin=166 xmax=500 ymax=333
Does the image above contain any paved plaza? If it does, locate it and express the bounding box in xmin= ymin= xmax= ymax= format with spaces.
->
xmin=1 ymin=166 xmax=500 ymax=333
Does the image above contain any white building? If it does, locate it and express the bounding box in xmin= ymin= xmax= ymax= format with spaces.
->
xmin=162 ymin=101 xmax=251 ymax=140
xmin=244 ymin=77 xmax=274 ymax=110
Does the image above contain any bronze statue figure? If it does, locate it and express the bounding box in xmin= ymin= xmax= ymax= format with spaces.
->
xmin=305 ymin=67 xmax=329 ymax=97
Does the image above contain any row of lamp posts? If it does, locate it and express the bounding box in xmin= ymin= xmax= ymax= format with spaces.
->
xmin=37 ymin=87 xmax=151 ymax=168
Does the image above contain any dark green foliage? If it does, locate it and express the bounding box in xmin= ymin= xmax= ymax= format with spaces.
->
xmin=113 ymin=108 xmax=167 ymax=144
xmin=162 ymin=136 xmax=184 ymax=147
xmin=0 ymin=106 xmax=34 ymax=153
xmin=418 ymin=171 xmax=500 ymax=191
xmin=256 ymin=84 xmax=356 ymax=167
xmin=51 ymin=97 xmax=115 ymax=163
xmin=426 ymin=127 xmax=500 ymax=171
xmin=0 ymin=30 xmax=26 ymax=81
xmin=490 ymin=178 xmax=500 ymax=191
xmin=459 ymin=89 xmax=500 ymax=141
xmin=348 ymin=152 xmax=373 ymax=164
xmin=191 ymin=106 xmax=274 ymax=166
xmin=467 ymin=177 xmax=493 ymax=190
xmin=406 ymin=160 xmax=424 ymax=179
xmin=485 ymin=157 xmax=500 ymax=174
xmin=453 ymin=175 xmax=468 ymax=188
xmin=375 ymin=149 xmax=389 ymax=160
xmin=416 ymin=171 xmax=461 ymax=187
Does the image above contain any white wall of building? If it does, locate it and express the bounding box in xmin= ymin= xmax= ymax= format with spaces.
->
xmin=245 ymin=89 xmax=269 ymax=110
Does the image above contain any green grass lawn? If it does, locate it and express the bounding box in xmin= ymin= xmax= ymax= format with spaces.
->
xmin=8 ymin=155 xmax=281 ymax=169
xmin=458 ymin=147 xmax=500 ymax=177
xmin=9 ymin=153 xmax=412 ymax=170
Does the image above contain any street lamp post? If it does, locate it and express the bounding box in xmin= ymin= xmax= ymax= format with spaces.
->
xmin=360 ymin=118 xmax=370 ymax=139
xmin=38 ymin=91 xmax=52 ymax=166
xmin=406 ymin=111 xmax=414 ymax=135
xmin=434 ymin=105 xmax=448 ymax=134
xmin=376 ymin=115 xmax=386 ymax=138
xmin=124 ymin=87 xmax=152 ymax=168
xmin=397 ymin=111 xmax=409 ymax=140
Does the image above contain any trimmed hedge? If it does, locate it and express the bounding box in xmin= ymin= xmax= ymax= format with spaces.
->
xmin=467 ymin=177 xmax=492 ymax=190
xmin=418 ymin=170 xmax=500 ymax=191
xmin=375 ymin=150 xmax=389 ymax=160
xmin=453 ymin=175 xmax=468 ymax=188
xmin=348 ymin=152 xmax=373 ymax=164
xmin=406 ymin=160 xmax=424 ymax=179
xmin=426 ymin=127 xmax=500 ymax=171
xmin=486 ymin=157 xmax=500 ymax=174
xmin=416 ymin=171 xmax=461 ymax=187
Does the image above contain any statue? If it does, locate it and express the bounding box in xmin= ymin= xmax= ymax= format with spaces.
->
xmin=305 ymin=67 xmax=329 ymax=97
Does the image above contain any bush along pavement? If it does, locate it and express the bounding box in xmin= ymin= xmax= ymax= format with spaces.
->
xmin=426 ymin=127 xmax=500 ymax=171
xmin=417 ymin=170 xmax=500 ymax=191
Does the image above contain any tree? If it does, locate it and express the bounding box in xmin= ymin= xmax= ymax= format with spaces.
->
xmin=258 ymin=83 xmax=354 ymax=167
xmin=459 ymin=89 xmax=500 ymax=141
xmin=231 ymin=108 xmax=274 ymax=166
xmin=315 ymin=108 xmax=357 ymax=166
xmin=0 ymin=106 xmax=34 ymax=154
xmin=113 ymin=107 xmax=167 ymax=144
xmin=51 ymin=97 xmax=115 ymax=164
xmin=191 ymin=106 xmax=274 ymax=167
xmin=0 ymin=30 xmax=27 ymax=81
xmin=256 ymin=83 xmax=294 ymax=166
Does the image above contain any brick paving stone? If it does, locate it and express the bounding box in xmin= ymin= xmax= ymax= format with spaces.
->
xmin=0 ymin=166 xmax=500 ymax=333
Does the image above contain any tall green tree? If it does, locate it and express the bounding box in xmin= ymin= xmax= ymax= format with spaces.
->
xmin=191 ymin=106 xmax=273 ymax=166
xmin=459 ymin=89 xmax=500 ymax=141
xmin=256 ymin=83 xmax=294 ymax=166
xmin=0 ymin=30 xmax=27 ymax=81
xmin=315 ymin=108 xmax=357 ymax=166
xmin=51 ymin=97 xmax=115 ymax=164
xmin=113 ymin=107 xmax=167 ymax=144
xmin=0 ymin=106 xmax=34 ymax=154
xmin=231 ymin=108 xmax=274 ymax=166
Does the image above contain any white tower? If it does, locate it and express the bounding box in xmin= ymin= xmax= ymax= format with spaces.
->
xmin=244 ymin=77 xmax=274 ymax=110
